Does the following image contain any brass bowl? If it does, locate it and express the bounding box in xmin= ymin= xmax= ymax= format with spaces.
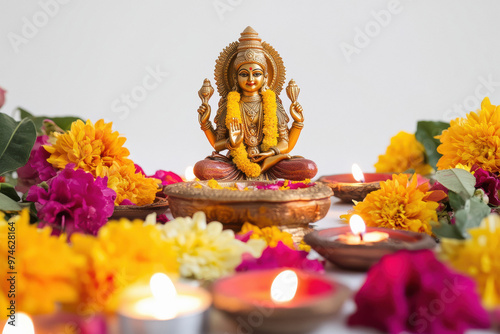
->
xmin=164 ymin=181 xmax=332 ymax=236
xmin=110 ymin=197 xmax=169 ymax=221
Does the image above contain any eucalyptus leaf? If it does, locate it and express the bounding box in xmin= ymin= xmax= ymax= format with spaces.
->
xmin=434 ymin=168 xmax=476 ymax=198
xmin=17 ymin=107 xmax=82 ymax=134
xmin=415 ymin=121 xmax=449 ymax=170
xmin=0 ymin=192 xmax=21 ymax=211
xmin=0 ymin=113 xmax=37 ymax=175
xmin=454 ymin=197 xmax=491 ymax=238
xmin=432 ymin=222 xmax=466 ymax=240
xmin=0 ymin=183 xmax=20 ymax=202
xmin=448 ymin=191 xmax=466 ymax=211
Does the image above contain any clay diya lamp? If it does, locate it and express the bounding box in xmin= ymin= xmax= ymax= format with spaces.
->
xmin=304 ymin=215 xmax=436 ymax=271
xmin=318 ymin=164 xmax=393 ymax=202
xmin=212 ymin=268 xmax=350 ymax=333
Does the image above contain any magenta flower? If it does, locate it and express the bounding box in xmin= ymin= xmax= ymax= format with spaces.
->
xmin=151 ymin=170 xmax=183 ymax=186
xmin=27 ymin=165 xmax=116 ymax=236
xmin=236 ymin=241 xmax=324 ymax=273
xmin=0 ymin=86 xmax=6 ymax=109
xmin=472 ymin=166 xmax=500 ymax=206
xmin=135 ymin=164 xmax=183 ymax=186
xmin=348 ymin=250 xmax=490 ymax=334
xmin=16 ymin=135 xmax=57 ymax=193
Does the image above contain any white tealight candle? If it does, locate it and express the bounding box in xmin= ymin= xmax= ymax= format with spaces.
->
xmin=118 ymin=273 xmax=211 ymax=334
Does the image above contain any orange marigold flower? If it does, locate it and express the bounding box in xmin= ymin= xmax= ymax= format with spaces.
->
xmin=375 ymin=131 xmax=433 ymax=175
xmin=0 ymin=210 xmax=84 ymax=316
xmin=437 ymin=97 xmax=500 ymax=173
xmin=105 ymin=163 xmax=159 ymax=206
xmin=340 ymin=174 xmax=439 ymax=235
xmin=45 ymin=119 xmax=132 ymax=177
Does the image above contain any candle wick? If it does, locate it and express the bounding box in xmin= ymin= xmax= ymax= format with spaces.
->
xmin=359 ymin=233 xmax=364 ymax=241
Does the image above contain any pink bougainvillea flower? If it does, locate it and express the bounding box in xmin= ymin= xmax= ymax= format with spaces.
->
xmin=0 ymin=86 xmax=6 ymax=109
xmin=27 ymin=165 xmax=116 ymax=236
xmin=236 ymin=241 xmax=323 ymax=273
xmin=16 ymin=135 xmax=57 ymax=193
xmin=134 ymin=164 xmax=183 ymax=186
xmin=348 ymin=250 xmax=490 ymax=334
xmin=156 ymin=214 xmax=169 ymax=224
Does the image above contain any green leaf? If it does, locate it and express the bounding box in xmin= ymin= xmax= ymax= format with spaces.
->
xmin=432 ymin=222 xmax=466 ymax=240
xmin=0 ymin=113 xmax=37 ymax=175
xmin=415 ymin=121 xmax=449 ymax=170
xmin=454 ymin=197 xmax=491 ymax=238
xmin=17 ymin=107 xmax=82 ymax=134
xmin=0 ymin=183 xmax=20 ymax=202
xmin=448 ymin=191 xmax=466 ymax=211
xmin=0 ymin=192 xmax=21 ymax=211
xmin=434 ymin=168 xmax=476 ymax=198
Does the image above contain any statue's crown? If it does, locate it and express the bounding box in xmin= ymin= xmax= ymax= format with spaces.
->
xmin=234 ymin=26 xmax=267 ymax=71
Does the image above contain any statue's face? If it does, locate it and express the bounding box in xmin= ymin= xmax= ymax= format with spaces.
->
xmin=237 ymin=63 xmax=265 ymax=94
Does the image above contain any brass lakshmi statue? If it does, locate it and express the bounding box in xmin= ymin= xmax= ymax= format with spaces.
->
xmin=194 ymin=26 xmax=317 ymax=180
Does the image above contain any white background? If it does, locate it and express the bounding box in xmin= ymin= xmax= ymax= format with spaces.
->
xmin=1 ymin=0 xmax=500 ymax=177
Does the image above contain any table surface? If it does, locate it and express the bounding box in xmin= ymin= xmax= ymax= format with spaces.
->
xmin=208 ymin=199 xmax=496 ymax=334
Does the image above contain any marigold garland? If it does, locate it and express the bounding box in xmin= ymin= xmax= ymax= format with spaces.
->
xmin=226 ymin=90 xmax=278 ymax=178
xmin=261 ymin=90 xmax=278 ymax=151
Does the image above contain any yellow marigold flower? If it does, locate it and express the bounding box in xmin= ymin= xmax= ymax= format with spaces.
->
xmin=261 ymin=89 xmax=278 ymax=152
xmin=0 ymin=210 xmax=84 ymax=316
xmin=375 ymin=131 xmax=433 ymax=175
xmin=440 ymin=214 xmax=500 ymax=309
xmin=437 ymin=97 xmax=500 ymax=173
xmin=207 ymin=179 xmax=224 ymax=189
xmin=70 ymin=218 xmax=177 ymax=313
xmin=105 ymin=163 xmax=159 ymax=206
xmin=239 ymin=222 xmax=295 ymax=249
xmin=45 ymin=119 xmax=132 ymax=177
xmin=157 ymin=212 xmax=265 ymax=280
xmin=340 ymin=174 xmax=439 ymax=235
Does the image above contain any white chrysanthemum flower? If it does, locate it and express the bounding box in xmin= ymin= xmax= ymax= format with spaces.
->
xmin=157 ymin=212 xmax=265 ymax=280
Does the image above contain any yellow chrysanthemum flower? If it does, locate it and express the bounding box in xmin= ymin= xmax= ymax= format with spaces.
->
xmin=70 ymin=218 xmax=178 ymax=314
xmin=157 ymin=212 xmax=265 ymax=280
xmin=437 ymin=97 xmax=500 ymax=173
xmin=45 ymin=119 xmax=132 ymax=177
xmin=340 ymin=174 xmax=439 ymax=235
xmin=105 ymin=163 xmax=159 ymax=206
xmin=440 ymin=214 xmax=500 ymax=309
xmin=375 ymin=131 xmax=433 ymax=175
xmin=0 ymin=210 xmax=84 ymax=316
xmin=239 ymin=222 xmax=295 ymax=249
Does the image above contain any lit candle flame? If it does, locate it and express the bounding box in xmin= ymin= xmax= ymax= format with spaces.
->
xmin=149 ymin=273 xmax=177 ymax=320
xmin=349 ymin=214 xmax=366 ymax=235
xmin=184 ymin=166 xmax=196 ymax=181
xmin=351 ymin=163 xmax=365 ymax=183
xmin=270 ymin=270 xmax=298 ymax=303
xmin=2 ymin=313 xmax=34 ymax=334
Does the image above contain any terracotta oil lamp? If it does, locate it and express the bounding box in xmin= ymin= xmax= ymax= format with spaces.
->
xmin=318 ymin=164 xmax=394 ymax=202
xmin=304 ymin=215 xmax=436 ymax=271
xmin=212 ymin=268 xmax=350 ymax=333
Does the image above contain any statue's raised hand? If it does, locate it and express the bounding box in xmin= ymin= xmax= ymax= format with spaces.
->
xmin=229 ymin=118 xmax=243 ymax=148
xmin=197 ymin=103 xmax=211 ymax=125
xmin=290 ymin=102 xmax=304 ymax=123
